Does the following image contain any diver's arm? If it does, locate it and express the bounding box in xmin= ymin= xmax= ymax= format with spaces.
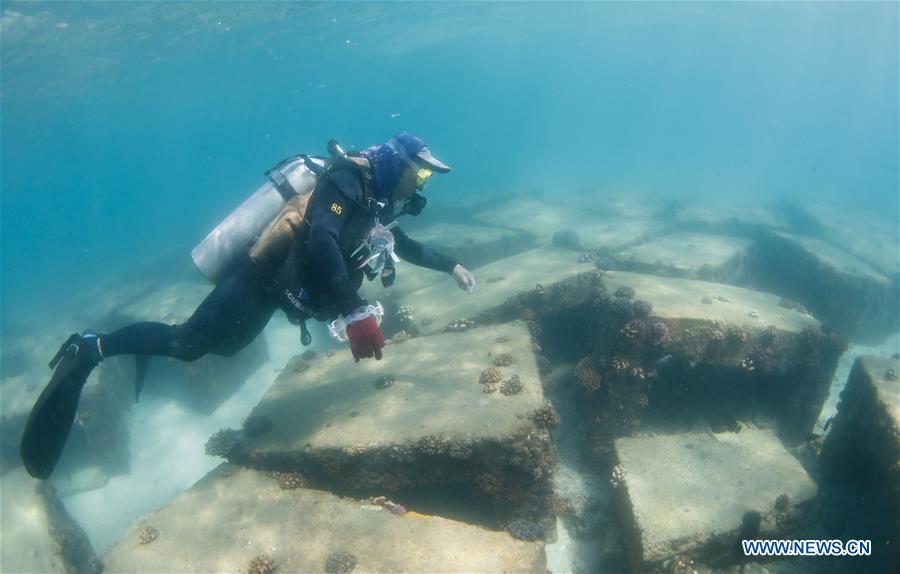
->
xmin=306 ymin=177 xmax=367 ymax=315
xmin=393 ymin=227 xmax=459 ymax=273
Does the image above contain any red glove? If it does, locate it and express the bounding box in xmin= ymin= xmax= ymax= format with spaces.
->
xmin=347 ymin=316 xmax=385 ymax=362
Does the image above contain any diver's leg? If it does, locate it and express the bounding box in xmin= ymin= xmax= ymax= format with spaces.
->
xmin=100 ymin=258 xmax=277 ymax=362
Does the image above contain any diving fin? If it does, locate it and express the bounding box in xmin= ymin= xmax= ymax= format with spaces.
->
xmin=135 ymin=355 xmax=149 ymax=402
xmin=20 ymin=334 xmax=99 ymax=479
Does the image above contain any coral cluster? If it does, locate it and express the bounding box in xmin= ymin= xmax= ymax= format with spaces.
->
xmin=552 ymin=229 xmax=583 ymax=250
xmin=273 ymin=471 xmax=307 ymax=490
xmin=242 ymin=415 xmax=272 ymax=438
xmin=501 ymin=374 xmax=523 ymax=396
xmin=137 ymin=525 xmax=159 ymax=545
xmin=374 ymin=375 xmax=395 ymax=389
xmin=397 ymin=305 xmax=415 ymax=326
xmin=205 ymin=428 xmax=242 ymax=458
xmin=445 ymin=318 xmax=476 ymax=332
xmin=614 ymin=285 xmax=636 ymax=299
xmin=574 ymin=357 xmax=602 ymax=392
xmin=530 ymin=402 xmax=560 ymax=430
xmin=492 ymin=353 xmax=514 ymax=366
xmin=480 ymin=367 xmax=504 ymax=393
xmin=387 ymin=331 xmax=410 ymax=345
xmin=774 ymin=493 xmax=792 ymax=511
xmin=505 ymin=519 xmax=544 ymax=541
xmin=577 ymin=252 xmax=594 ymax=263
xmin=620 ymin=319 xmax=646 ymax=342
xmin=324 ymin=551 xmax=358 ymax=574
xmin=248 ymin=554 xmax=276 ymax=574
xmin=610 ymin=465 xmax=626 ymax=488
xmin=650 ymin=321 xmax=670 ymax=347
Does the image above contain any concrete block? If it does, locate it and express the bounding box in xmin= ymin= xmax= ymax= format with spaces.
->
xmin=103 ymin=465 xmax=547 ymax=573
xmin=225 ymin=322 xmax=557 ymax=503
xmin=0 ymin=468 xmax=99 ymax=573
xmin=613 ymin=429 xmax=817 ymax=571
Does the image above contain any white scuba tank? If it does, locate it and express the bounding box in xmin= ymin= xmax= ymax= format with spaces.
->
xmin=191 ymin=156 xmax=327 ymax=284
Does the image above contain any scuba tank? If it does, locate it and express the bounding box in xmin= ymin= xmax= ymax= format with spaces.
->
xmin=191 ymin=151 xmax=330 ymax=284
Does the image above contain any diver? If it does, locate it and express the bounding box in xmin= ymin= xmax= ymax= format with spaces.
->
xmin=21 ymin=132 xmax=477 ymax=480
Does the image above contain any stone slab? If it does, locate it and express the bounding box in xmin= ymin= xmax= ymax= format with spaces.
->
xmin=229 ymin=322 xmax=556 ymax=494
xmin=472 ymin=199 xmax=667 ymax=251
xmin=617 ymin=232 xmax=752 ymax=278
xmin=601 ymin=270 xmax=820 ymax=333
xmin=789 ymin=202 xmax=900 ymax=277
xmin=1 ymin=468 xmax=99 ymax=573
xmin=399 ymin=246 xmax=596 ymax=335
xmin=671 ymin=200 xmax=786 ymax=231
xmin=103 ymin=465 xmax=547 ymax=573
xmin=820 ymin=355 xmax=900 ymax=490
xmin=614 ymin=429 xmax=817 ymax=570
xmin=738 ymin=232 xmax=898 ymax=340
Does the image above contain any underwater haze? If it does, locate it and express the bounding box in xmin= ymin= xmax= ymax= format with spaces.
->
xmin=2 ymin=1 xmax=900 ymax=572
xmin=2 ymin=1 xmax=897 ymax=319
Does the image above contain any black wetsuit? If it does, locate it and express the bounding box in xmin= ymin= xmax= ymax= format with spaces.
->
xmin=99 ymin=162 xmax=458 ymax=362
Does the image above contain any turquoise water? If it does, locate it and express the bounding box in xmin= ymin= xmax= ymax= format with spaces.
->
xmin=2 ymin=1 xmax=896 ymax=319
xmin=1 ymin=2 xmax=899 ymax=569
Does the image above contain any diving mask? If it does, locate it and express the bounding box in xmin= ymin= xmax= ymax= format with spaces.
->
xmin=416 ymin=167 xmax=433 ymax=191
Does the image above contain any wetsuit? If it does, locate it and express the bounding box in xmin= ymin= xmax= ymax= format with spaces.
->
xmin=99 ymin=161 xmax=458 ymax=362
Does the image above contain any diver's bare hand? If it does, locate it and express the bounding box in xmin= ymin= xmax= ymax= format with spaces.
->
xmin=451 ymin=264 xmax=476 ymax=294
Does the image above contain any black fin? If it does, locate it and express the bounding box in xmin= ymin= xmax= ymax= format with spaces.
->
xmin=21 ymin=336 xmax=96 ymax=479
xmin=135 ymin=355 xmax=149 ymax=402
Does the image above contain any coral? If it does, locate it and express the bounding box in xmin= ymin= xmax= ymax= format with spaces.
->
xmin=374 ymin=375 xmax=395 ymax=389
xmin=610 ymin=465 xmax=626 ymax=488
xmin=248 ymin=554 xmax=276 ymax=574
xmin=325 ymin=552 xmax=357 ymax=574
xmin=614 ymin=285 xmax=636 ymax=299
xmin=492 ymin=353 xmax=514 ymax=367
xmin=741 ymin=356 xmax=755 ymax=372
xmin=137 ymin=525 xmax=159 ymax=545
xmin=530 ymin=402 xmax=560 ymax=430
xmin=273 ymin=471 xmax=307 ymax=490
xmin=483 ymin=382 xmax=498 ymax=393
xmin=774 ymin=493 xmax=792 ymax=511
xmin=574 ymin=357 xmax=602 ymax=391
xmin=632 ymin=299 xmax=652 ymax=318
xmin=387 ymin=330 xmax=410 ymax=345
xmin=287 ymin=357 xmax=311 ymax=373
xmin=609 ymin=297 xmax=635 ymax=320
xmin=620 ymin=319 xmax=646 ymax=342
xmin=205 ymin=428 xmax=242 ymax=458
xmin=501 ymin=375 xmax=523 ymax=396
xmin=577 ymin=252 xmax=594 ymax=263
xmin=397 ymin=305 xmax=416 ymax=326
xmin=611 ymin=357 xmax=629 ymax=373
xmin=480 ymin=367 xmax=504 ymax=387
xmin=506 ymin=519 xmax=544 ymax=541
xmin=445 ymin=318 xmax=476 ymax=332
xmin=886 ymin=368 xmax=897 ymax=381
xmin=748 ymin=309 xmax=760 ymax=319
xmin=495 ymin=336 xmax=509 ymax=343
xmin=552 ymin=229 xmax=583 ymax=250
xmin=650 ymin=321 xmax=670 ymax=347
xmin=242 ymin=415 xmax=272 ymax=438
